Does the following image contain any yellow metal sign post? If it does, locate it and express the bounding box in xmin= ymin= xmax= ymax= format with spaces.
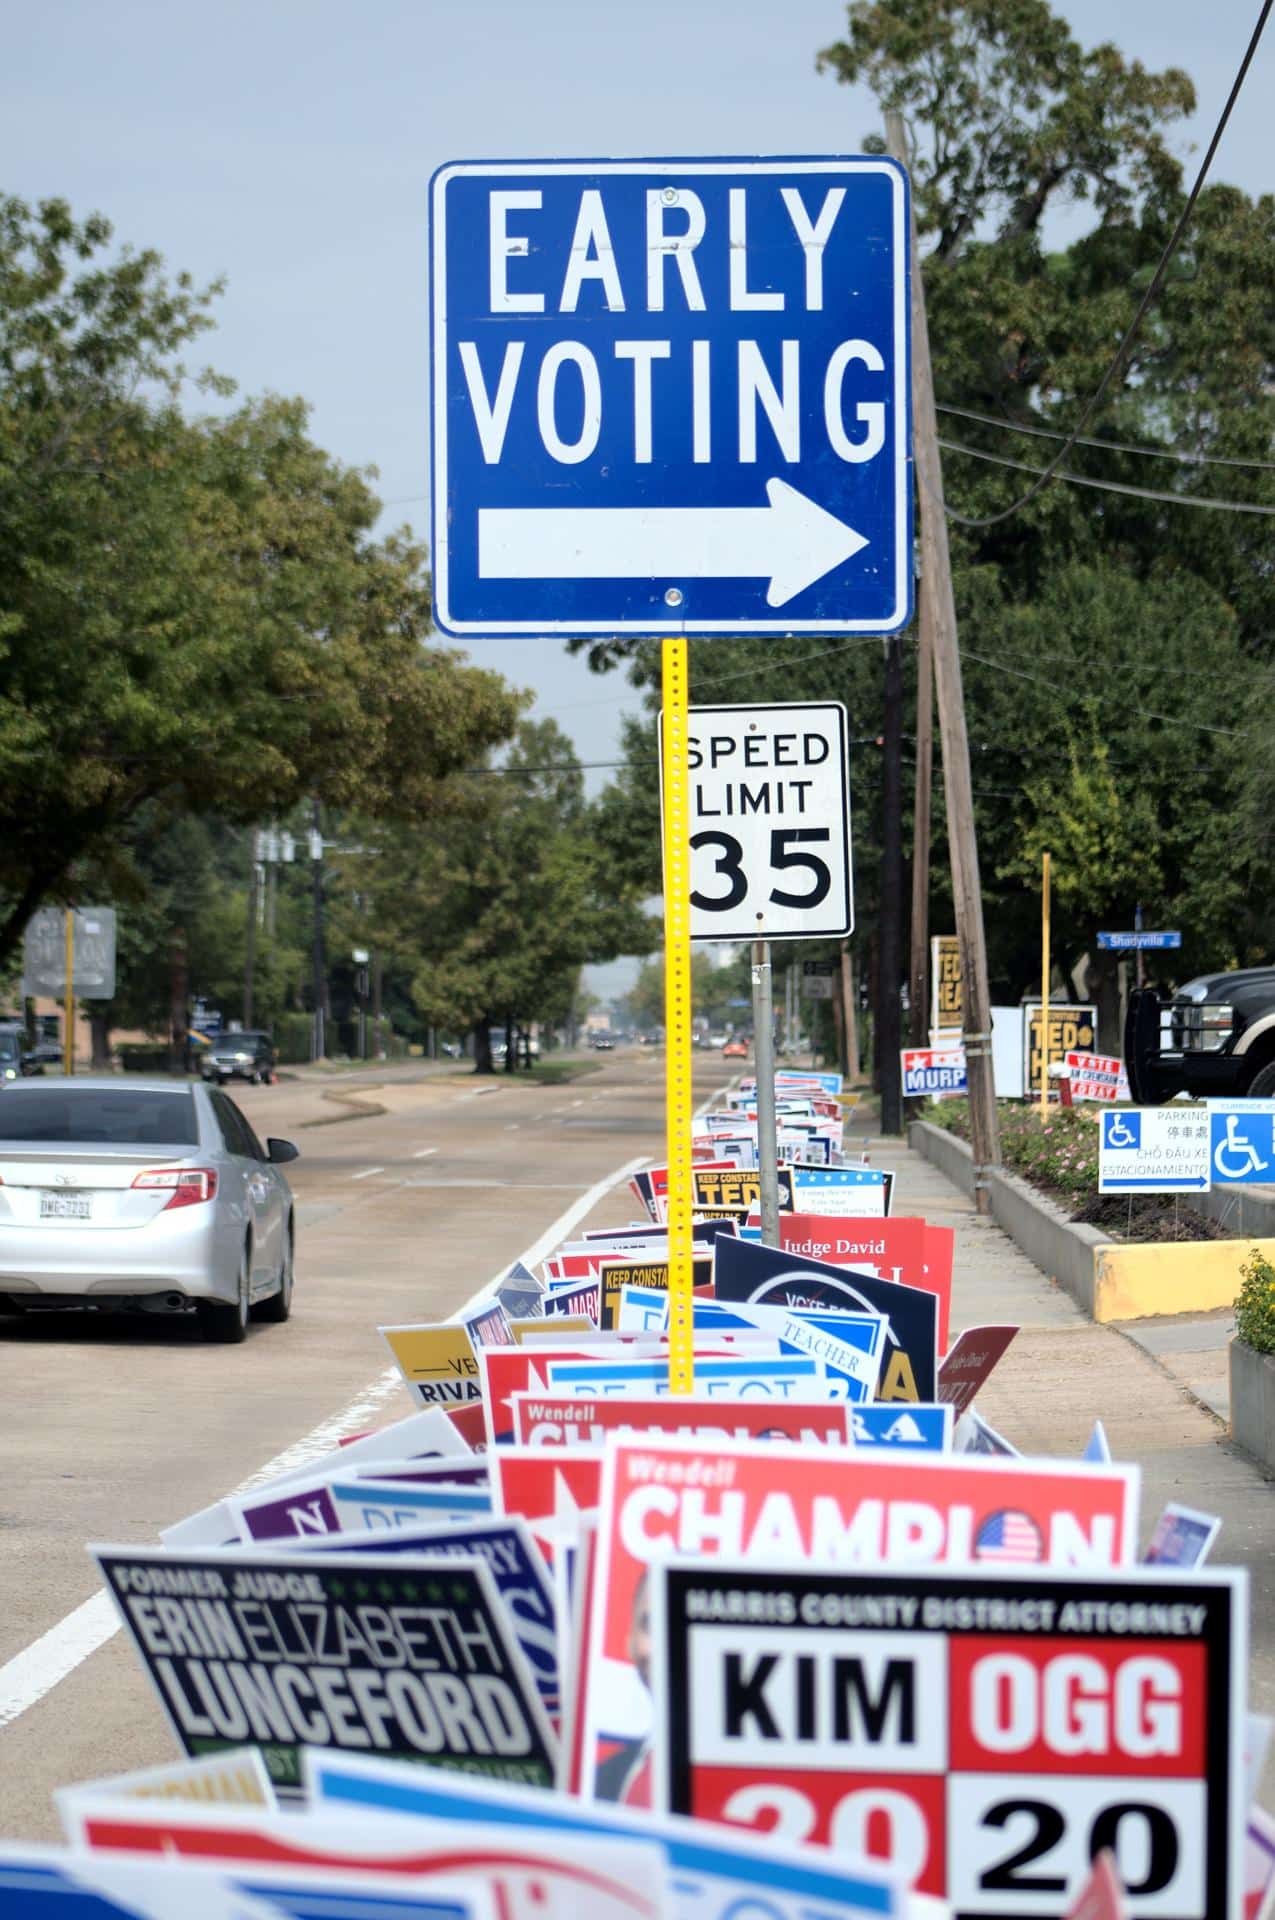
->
xmin=660 ymin=635 xmax=694 ymax=1394
xmin=1039 ymin=851 xmax=1051 ymax=1119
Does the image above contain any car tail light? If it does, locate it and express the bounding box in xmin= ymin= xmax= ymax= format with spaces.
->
xmin=132 ymin=1167 xmax=218 ymax=1209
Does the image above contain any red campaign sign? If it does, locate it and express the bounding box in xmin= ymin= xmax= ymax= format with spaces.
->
xmin=68 ymin=1802 xmax=666 ymax=1920
xmin=490 ymin=1444 xmax=603 ymax=1565
xmin=443 ymin=1400 xmax=489 ymax=1453
xmin=1066 ymin=1051 xmax=1129 ymax=1103
xmin=653 ymin=1562 xmax=1243 ymax=1920
xmin=581 ymin=1433 xmax=1140 ymax=1804
xmin=778 ymin=1215 xmax=953 ymax=1352
xmin=481 ymin=1345 xmax=618 ymax=1448
xmin=938 ymin=1325 xmax=1020 ymax=1412
xmin=510 ymin=1391 xmax=854 ymax=1450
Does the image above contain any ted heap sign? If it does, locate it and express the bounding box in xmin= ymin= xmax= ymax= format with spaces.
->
xmin=665 ymin=704 xmax=852 ymax=942
xmin=429 ymin=159 xmax=911 ymax=636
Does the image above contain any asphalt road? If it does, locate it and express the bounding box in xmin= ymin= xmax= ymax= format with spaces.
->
xmin=0 ymin=1048 xmax=730 ymax=1839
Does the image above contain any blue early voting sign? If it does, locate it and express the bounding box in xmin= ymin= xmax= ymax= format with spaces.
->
xmin=1210 ymin=1106 xmax=1275 ymax=1185
xmin=430 ymin=158 xmax=911 ymax=637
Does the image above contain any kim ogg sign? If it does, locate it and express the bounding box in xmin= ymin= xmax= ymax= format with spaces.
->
xmin=430 ymin=157 xmax=911 ymax=636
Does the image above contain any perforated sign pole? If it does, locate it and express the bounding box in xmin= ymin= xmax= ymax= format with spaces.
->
xmin=661 ymin=637 xmax=694 ymax=1394
xmin=751 ymin=941 xmax=780 ymax=1246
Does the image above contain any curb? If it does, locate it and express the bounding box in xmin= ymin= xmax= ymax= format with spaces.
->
xmin=299 ymin=1086 xmax=389 ymax=1129
xmin=909 ymin=1119 xmax=1110 ymax=1316
xmin=910 ymin=1118 xmax=1273 ymax=1324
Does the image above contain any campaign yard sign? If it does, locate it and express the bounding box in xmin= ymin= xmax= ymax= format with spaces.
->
xmin=938 ymin=1326 xmax=1020 ymax=1415
xmin=1066 ymin=1050 xmax=1129 ymax=1103
xmin=597 ymin=1255 xmax=714 ymax=1329
xmin=289 ymin=1518 xmax=558 ymax=1719
xmin=509 ymin=1390 xmax=855 ymax=1450
xmin=650 ymin=1562 xmax=1245 ymax=1920
xmin=93 ymin=1545 xmax=556 ymax=1797
xmin=304 ymin=1753 xmax=906 ymax=1920
xmin=64 ymin=1798 xmax=667 ymax=1920
xmin=776 ymin=1215 xmax=953 ymax=1353
xmin=790 ymin=1166 xmax=891 ymax=1217
xmin=489 ymin=1447 xmax=605 ymax=1565
xmin=901 ymin=1047 xmax=968 ymax=1098
xmin=380 ymin=1324 xmax=482 ymax=1411
xmin=714 ymin=1233 xmax=939 ymax=1401
xmin=0 ymin=1847 xmax=494 ymax=1920
xmin=1023 ymin=1005 xmax=1098 ymax=1101
xmin=579 ymin=1432 xmax=1140 ymax=1805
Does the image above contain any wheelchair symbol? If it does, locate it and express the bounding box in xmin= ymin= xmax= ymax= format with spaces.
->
xmin=1105 ymin=1112 xmax=1139 ymax=1150
xmin=1214 ymin=1113 xmax=1269 ymax=1180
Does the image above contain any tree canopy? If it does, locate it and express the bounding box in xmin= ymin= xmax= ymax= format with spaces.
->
xmin=0 ymin=196 xmax=520 ymax=968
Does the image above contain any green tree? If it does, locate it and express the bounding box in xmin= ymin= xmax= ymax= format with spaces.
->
xmin=0 ymin=197 xmax=520 ymax=965
xmin=331 ymin=721 xmax=658 ymax=1070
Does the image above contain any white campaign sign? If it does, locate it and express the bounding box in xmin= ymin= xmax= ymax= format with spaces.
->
xmin=666 ymin=701 xmax=852 ymax=941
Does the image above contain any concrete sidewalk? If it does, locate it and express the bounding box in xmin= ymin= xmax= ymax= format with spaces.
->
xmin=855 ymin=1118 xmax=1275 ymax=1764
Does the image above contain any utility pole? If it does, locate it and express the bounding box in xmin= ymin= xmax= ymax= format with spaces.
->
xmin=886 ymin=109 xmax=1000 ymax=1204
xmin=879 ymin=634 xmax=904 ymax=1131
xmin=909 ymin=567 xmax=935 ymax=1046
xmin=309 ymin=800 xmax=326 ymax=1061
xmin=840 ymin=941 xmax=860 ymax=1081
xmin=244 ymin=832 xmax=258 ymax=1029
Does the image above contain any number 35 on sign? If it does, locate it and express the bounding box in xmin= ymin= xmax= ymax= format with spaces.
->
xmin=662 ymin=702 xmax=852 ymax=941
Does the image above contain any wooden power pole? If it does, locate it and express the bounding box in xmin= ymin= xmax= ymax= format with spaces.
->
xmin=909 ymin=570 xmax=934 ymax=1047
xmin=886 ymin=109 xmax=1000 ymax=1205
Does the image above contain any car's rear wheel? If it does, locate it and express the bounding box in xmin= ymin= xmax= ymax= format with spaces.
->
xmin=1247 ymin=1061 xmax=1275 ymax=1099
xmin=255 ymin=1225 xmax=293 ymax=1324
xmin=198 ymin=1243 xmax=251 ymax=1344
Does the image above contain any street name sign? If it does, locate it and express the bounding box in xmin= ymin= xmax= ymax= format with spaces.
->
xmin=429 ymin=158 xmax=911 ymax=636
xmin=665 ymin=702 xmax=852 ymax=941
xmin=1098 ymin=1107 xmax=1211 ymax=1193
xmin=1097 ymin=930 xmax=1182 ymax=951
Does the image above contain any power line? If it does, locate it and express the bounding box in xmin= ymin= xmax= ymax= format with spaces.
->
xmin=935 ymin=403 xmax=1275 ymax=473
xmin=959 ymin=645 xmax=1252 ymax=736
xmin=939 ymin=0 xmax=1273 ymax=530
xmin=938 ymin=436 xmax=1275 ymax=514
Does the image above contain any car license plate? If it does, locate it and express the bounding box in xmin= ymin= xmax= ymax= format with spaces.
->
xmin=40 ymin=1192 xmax=91 ymax=1220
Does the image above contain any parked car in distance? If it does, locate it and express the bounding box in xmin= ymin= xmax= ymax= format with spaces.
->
xmin=591 ymin=1033 xmax=616 ymax=1051
xmin=723 ymin=1038 xmax=750 ymax=1059
xmin=0 ymin=1027 xmax=33 ymax=1082
xmin=201 ymin=1029 xmax=276 ymax=1085
xmin=21 ymin=1040 xmax=66 ymax=1074
xmin=0 ymin=1078 xmax=297 ymax=1341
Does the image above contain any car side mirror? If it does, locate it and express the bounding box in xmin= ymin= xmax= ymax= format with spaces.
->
xmin=267 ymin=1138 xmax=299 ymax=1165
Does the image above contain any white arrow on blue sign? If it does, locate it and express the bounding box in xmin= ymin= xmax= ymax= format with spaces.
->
xmin=429 ymin=157 xmax=912 ymax=637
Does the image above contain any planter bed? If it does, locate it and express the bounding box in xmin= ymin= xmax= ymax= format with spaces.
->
xmin=909 ymin=1112 xmax=1275 ymax=1323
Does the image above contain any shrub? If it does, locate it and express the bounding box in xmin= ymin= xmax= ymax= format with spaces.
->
xmin=1235 ymin=1249 xmax=1275 ymax=1356
xmin=118 ymin=1043 xmax=171 ymax=1074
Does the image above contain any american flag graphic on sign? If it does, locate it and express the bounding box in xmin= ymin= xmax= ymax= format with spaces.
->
xmin=974 ymin=1508 xmax=1043 ymax=1563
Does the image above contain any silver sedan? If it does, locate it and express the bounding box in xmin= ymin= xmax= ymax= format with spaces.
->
xmin=0 ymin=1077 xmax=298 ymax=1343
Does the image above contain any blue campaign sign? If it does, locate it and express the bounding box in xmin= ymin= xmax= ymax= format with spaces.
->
xmin=1210 ymin=1107 xmax=1275 ymax=1185
xmin=430 ymin=158 xmax=911 ymax=637
xmin=851 ymin=1403 xmax=952 ymax=1451
xmin=1096 ymin=930 xmax=1182 ymax=951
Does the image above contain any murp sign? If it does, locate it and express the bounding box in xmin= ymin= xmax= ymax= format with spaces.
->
xmin=430 ymin=158 xmax=911 ymax=637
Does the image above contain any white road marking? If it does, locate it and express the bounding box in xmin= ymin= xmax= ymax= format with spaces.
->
xmin=505 ymin=1123 xmax=521 ymax=1131
xmin=350 ymin=1165 xmax=385 ymax=1181
xmin=0 ymin=1151 xmax=648 ymax=1736
xmin=411 ymin=1147 xmax=438 ymax=1160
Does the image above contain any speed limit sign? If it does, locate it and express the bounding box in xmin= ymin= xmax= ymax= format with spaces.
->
xmin=662 ymin=702 xmax=852 ymax=941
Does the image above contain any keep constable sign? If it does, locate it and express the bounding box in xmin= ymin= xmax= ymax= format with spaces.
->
xmin=429 ymin=158 xmax=911 ymax=636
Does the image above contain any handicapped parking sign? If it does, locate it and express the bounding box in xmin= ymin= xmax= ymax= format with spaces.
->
xmin=1210 ymin=1108 xmax=1275 ymax=1185
xmin=1103 ymin=1110 xmax=1140 ymax=1152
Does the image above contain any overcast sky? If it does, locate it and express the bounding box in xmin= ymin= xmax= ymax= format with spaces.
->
xmin=5 ymin=0 xmax=1269 ymax=1002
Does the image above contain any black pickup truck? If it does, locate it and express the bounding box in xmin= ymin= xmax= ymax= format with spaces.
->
xmin=1125 ymin=969 xmax=1275 ymax=1104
